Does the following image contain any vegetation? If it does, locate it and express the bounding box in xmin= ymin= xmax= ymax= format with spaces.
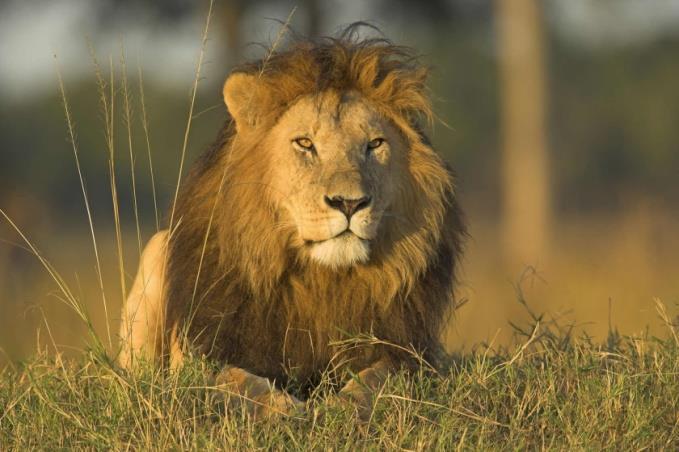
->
xmin=1 ymin=311 xmax=678 ymax=449
xmin=2 ymin=1 xmax=679 ymax=360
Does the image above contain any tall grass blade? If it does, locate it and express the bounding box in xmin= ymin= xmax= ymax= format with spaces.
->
xmin=54 ymin=55 xmax=112 ymax=349
xmin=137 ymin=63 xmax=160 ymax=232
xmin=120 ymin=42 xmax=143 ymax=259
xmin=167 ymin=0 xmax=215 ymax=235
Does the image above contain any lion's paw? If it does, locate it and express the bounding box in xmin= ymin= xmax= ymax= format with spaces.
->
xmin=251 ymin=390 xmax=306 ymax=420
xmin=314 ymin=389 xmax=375 ymax=423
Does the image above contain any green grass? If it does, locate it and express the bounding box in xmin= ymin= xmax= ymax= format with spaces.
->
xmin=2 ymin=324 xmax=677 ymax=450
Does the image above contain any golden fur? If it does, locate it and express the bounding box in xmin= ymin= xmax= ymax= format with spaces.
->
xmin=119 ymin=27 xmax=466 ymax=405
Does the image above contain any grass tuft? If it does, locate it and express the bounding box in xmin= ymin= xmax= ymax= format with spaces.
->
xmin=1 ymin=324 xmax=677 ymax=449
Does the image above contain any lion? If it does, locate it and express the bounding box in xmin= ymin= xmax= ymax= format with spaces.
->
xmin=119 ymin=27 xmax=466 ymax=419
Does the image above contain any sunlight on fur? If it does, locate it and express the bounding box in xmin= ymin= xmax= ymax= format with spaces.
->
xmin=308 ymin=233 xmax=371 ymax=268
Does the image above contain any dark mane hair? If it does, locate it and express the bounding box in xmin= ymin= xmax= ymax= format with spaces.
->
xmin=233 ymin=22 xmax=433 ymax=130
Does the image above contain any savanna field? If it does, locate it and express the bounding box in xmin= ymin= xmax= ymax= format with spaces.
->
xmin=1 ymin=316 xmax=678 ymax=449
xmin=3 ymin=1 xmax=679 ymax=449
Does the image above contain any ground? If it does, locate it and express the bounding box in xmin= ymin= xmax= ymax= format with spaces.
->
xmin=1 ymin=323 xmax=677 ymax=450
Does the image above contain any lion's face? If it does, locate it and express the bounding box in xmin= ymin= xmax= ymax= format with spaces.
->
xmin=261 ymin=91 xmax=407 ymax=268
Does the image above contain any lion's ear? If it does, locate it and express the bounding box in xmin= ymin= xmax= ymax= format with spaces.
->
xmin=223 ymin=72 xmax=265 ymax=133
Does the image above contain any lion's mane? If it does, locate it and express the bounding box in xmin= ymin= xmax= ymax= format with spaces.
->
xmin=165 ymin=27 xmax=466 ymax=385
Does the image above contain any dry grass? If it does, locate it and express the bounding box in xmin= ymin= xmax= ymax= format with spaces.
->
xmin=1 ymin=315 xmax=677 ymax=449
xmin=447 ymin=205 xmax=679 ymax=351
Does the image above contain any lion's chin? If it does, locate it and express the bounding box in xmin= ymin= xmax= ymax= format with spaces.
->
xmin=308 ymin=232 xmax=370 ymax=269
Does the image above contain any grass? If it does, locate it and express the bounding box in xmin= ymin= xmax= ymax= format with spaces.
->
xmin=1 ymin=320 xmax=678 ymax=449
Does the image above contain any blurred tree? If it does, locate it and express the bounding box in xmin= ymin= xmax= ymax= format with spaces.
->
xmin=302 ymin=0 xmax=322 ymax=37
xmin=92 ymin=1 xmax=322 ymax=67
xmin=216 ymin=0 xmax=321 ymax=66
xmin=378 ymin=0 xmax=455 ymax=24
xmin=95 ymin=0 xmax=194 ymax=23
xmin=218 ymin=0 xmax=247 ymax=64
xmin=496 ymin=0 xmax=551 ymax=267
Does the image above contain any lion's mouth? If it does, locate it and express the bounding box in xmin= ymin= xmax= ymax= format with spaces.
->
xmin=336 ymin=230 xmax=363 ymax=240
xmin=306 ymin=229 xmax=372 ymax=267
xmin=306 ymin=229 xmax=369 ymax=245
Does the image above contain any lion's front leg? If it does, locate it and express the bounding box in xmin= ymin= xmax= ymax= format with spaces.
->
xmin=119 ymin=230 xmax=174 ymax=368
xmin=213 ymin=366 xmax=304 ymax=419
xmin=335 ymin=358 xmax=393 ymax=421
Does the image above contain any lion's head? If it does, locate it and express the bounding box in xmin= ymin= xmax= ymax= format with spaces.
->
xmin=165 ymin=28 xmax=465 ymax=379
xmin=214 ymin=32 xmax=451 ymax=273
xmin=226 ymin=82 xmax=407 ymax=268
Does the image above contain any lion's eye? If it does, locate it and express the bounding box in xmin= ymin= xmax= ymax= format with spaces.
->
xmin=293 ymin=137 xmax=314 ymax=151
xmin=367 ymin=138 xmax=385 ymax=150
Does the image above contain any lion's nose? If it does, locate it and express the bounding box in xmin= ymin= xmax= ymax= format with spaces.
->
xmin=324 ymin=195 xmax=371 ymax=219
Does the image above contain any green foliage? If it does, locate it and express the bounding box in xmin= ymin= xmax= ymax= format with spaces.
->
xmin=2 ymin=331 xmax=677 ymax=449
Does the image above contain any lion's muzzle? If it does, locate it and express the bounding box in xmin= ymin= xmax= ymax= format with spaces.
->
xmin=323 ymin=195 xmax=372 ymax=219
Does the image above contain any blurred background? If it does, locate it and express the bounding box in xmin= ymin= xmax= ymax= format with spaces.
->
xmin=1 ymin=0 xmax=678 ymax=363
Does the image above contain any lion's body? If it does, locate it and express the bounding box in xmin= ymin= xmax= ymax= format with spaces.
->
xmin=119 ymin=29 xmax=465 ymax=413
xmin=162 ymin=131 xmax=464 ymax=385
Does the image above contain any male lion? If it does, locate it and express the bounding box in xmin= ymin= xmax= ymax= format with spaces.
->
xmin=119 ymin=28 xmax=465 ymax=418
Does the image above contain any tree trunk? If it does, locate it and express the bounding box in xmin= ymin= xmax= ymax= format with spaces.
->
xmin=218 ymin=0 xmax=245 ymax=67
xmin=496 ymin=0 xmax=551 ymax=269
xmin=303 ymin=0 xmax=321 ymax=37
